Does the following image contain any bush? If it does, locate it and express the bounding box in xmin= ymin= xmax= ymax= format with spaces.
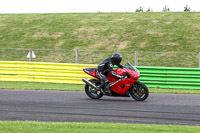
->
xmin=136 ymin=6 xmax=143 ymax=12
xmin=162 ymin=5 xmax=170 ymax=12
xmin=184 ymin=5 xmax=190 ymax=11
xmin=146 ymin=8 xmax=152 ymax=12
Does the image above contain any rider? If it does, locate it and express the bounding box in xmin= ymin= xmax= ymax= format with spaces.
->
xmin=96 ymin=53 xmax=124 ymax=94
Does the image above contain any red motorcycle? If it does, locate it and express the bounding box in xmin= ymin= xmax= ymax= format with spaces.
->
xmin=82 ymin=62 xmax=149 ymax=101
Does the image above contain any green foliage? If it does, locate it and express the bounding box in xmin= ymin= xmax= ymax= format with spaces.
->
xmin=184 ymin=5 xmax=191 ymax=12
xmin=146 ymin=8 xmax=152 ymax=12
xmin=136 ymin=6 xmax=143 ymax=12
xmin=163 ymin=5 xmax=170 ymax=12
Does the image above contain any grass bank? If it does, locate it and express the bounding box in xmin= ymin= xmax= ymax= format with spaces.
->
xmin=0 ymin=81 xmax=199 ymax=94
xmin=1 ymin=12 xmax=199 ymax=52
xmin=0 ymin=121 xmax=200 ymax=133
xmin=0 ymin=12 xmax=200 ymax=67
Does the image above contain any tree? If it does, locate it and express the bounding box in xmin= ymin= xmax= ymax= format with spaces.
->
xmin=146 ymin=8 xmax=152 ymax=12
xmin=184 ymin=5 xmax=190 ymax=11
xmin=136 ymin=6 xmax=143 ymax=12
xmin=162 ymin=5 xmax=170 ymax=12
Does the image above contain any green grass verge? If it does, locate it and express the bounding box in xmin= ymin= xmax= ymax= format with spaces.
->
xmin=0 ymin=81 xmax=199 ymax=94
xmin=0 ymin=121 xmax=200 ymax=133
xmin=149 ymin=87 xmax=200 ymax=94
xmin=0 ymin=81 xmax=84 ymax=91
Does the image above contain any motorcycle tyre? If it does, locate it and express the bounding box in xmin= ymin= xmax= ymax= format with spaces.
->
xmin=129 ymin=81 xmax=149 ymax=101
xmin=85 ymin=79 xmax=104 ymax=99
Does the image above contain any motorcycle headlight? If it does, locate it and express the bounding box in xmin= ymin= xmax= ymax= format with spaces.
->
xmin=134 ymin=74 xmax=140 ymax=79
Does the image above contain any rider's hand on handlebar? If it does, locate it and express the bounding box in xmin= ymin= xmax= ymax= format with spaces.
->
xmin=120 ymin=75 xmax=127 ymax=80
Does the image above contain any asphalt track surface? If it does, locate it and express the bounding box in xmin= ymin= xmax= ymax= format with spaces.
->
xmin=0 ymin=89 xmax=200 ymax=126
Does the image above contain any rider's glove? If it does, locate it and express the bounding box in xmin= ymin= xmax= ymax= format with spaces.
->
xmin=123 ymin=75 xmax=128 ymax=79
xmin=120 ymin=75 xmax=127 ymax=80
xmin=121 ymin=72 xmax=129 ymax=80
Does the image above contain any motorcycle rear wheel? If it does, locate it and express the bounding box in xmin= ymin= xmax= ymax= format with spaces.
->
xmin=129 ymin=81 xmax=149 ymax=101
xmin=85 ymin=79 xmax=103 ymax=99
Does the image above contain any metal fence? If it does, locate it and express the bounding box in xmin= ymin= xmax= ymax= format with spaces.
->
xmin=0 ymin=48 xmax=200 ymax=68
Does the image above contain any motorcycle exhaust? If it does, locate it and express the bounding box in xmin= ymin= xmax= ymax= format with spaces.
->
xmin=82 ymin=78 xmax=98 ymax=89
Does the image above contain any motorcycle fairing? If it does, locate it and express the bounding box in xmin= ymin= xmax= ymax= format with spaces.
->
xmin=110 ymin=78 xmax=136 ymax=95
xmin=83 ymin=63 xmax=140 ymax=95
xmin=83 ymin=67 xmax=98 ymax=79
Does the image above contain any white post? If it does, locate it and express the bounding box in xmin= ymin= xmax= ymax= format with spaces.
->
xmin=75 ymin=49 xmax=78 ymax=64
xmin=29 ymin=48 xmax=32 ymax=62
xmin=199 ymin=52 xmax=200 ymax=68
xmin=135 ymin=51 xmax=138 ymax=66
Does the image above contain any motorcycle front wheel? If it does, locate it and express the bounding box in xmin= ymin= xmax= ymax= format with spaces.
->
xmin=85 ymin=79 xmax=103 ymax=99
xmin=129 ymin=81 xmax=149 ymax=101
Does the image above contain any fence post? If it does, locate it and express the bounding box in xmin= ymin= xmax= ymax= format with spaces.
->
xmin=75 ymin=49 xmax=78 ymax=64
xmin=29 ymin=48 xmax=32 ymax=62
xmin=135 ymin=51 xmax=138 ymax=66
xmin=199 ymin=52 xmax=200 ymax=68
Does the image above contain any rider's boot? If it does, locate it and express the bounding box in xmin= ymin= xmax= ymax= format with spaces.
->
xmin=104 ymin=84 xmax=111 ymax=95
xmin=97 ymin=82 xmax=111 ymax=95
xmin=97 ymin=83 xmax=106 ymax=94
